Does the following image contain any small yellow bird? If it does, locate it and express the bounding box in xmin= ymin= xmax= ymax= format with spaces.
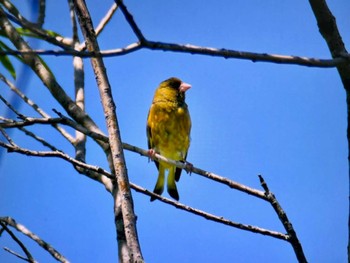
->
xmin=147 ymin=77 xmax=192 ymax=201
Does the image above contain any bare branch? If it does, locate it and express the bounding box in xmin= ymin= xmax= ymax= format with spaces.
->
xmin=70 ymin=1 xmax=119 ymax=52
xmin=0 ymin=143 xmax=288 ymax=241
xmin=0 ymin=74 xmax=44 ymax=116
xmin=0 ymin=222 xmax=36 ymax=263
xmin=0 ymin=117 xmax=66 ymax=128
xmin=52 ymin=110 xmax=108 ymax=142
xmin=0 ymin=138 xmax=114 ymax=193
xmin=115 ymin=0 xmax=344 ymax=68
xmin=0 ymin=140 xmax=113 ymax=179
xmin=0 ymin=94 xmax=25 ymax=119
xmin=308 ymin=1 xmax=350 ymax=261
xmin=259 ymin=176 xmax=307 ymax=262
xmin=0 ymin=42 xmax=344 ymax=68
xmin=130 ymin=183 xmax=288 ymax=241
xmin=0 ymin=112 xmax=268 ymax=201
xmin=1 ymin=122 xmax=304 ymax=254
xmin=144 ymin=41 xmax=344 ymax=67
xmin=67 ymin=0 xmax=79 ymax=43
xmin=3 ymin=247 xmax=35 ymax=263
xmin=1 ymin=116 xmax=114 ymax=192
xmin=0 ymin=118 xmax=291 ymax=254
xmin=1 ymin=117 xmax=74 ymax=152
xmin=0 ymin=0 xmax=74 ymax=48
xmin=0 ymin=126 xmax=15 ymax=145
xmin=0 ymin=6 xmax=110 ymax=153
xmin=0 ymin=74 xmax=75 ymax=144
xmin=94 ymin=2 xmax=118 ymax=37
xmin=0 ymin=0 xmax=346 ymax=69
xmin=122 ymin=142 xmax=268 ymax=201
xmin=0 ymin=217 xmax=69 ymax=263
xmin=20 ymin=126 xmax=62 ymax=152
xmin=0 ymin=42 xmax=142 ymax=56
xmin=308 ymin=0 xmax=350 ymax=87
xmin=36 ymin=0 xmax=46 ymax=27
xmin=73 ymin=43 xmax=86 ymax=162
xmin=0 ymin=1 xmax=316 ymax=262
xmin=73 ymin=1 xmax=143 ymax=262
xmin=114 ymin=0 xmax=145 ymax=42
xmin=0 ymin=112 xmax=274 ymax=204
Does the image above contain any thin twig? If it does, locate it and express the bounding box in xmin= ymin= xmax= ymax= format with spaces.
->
xmin=0 ymin=217 xmax=69 ymax=263
xmin=0 ymin=140 xmax=114 ymax=179
xmin=115 ymin=0 xmax=345 ymax=68
xmin=259 ymin=175 xmax=307 ymax=262
xmin=0 ymin=126 xmax=15 ymax=145
xmin=0 ymin=6 xmax=109 ymax=153
xmin=0 ymin=222 xmax=36 ymax=263
xmin=0 ymin=114 xmax=269 ymax=200
xmin=3 ymin=247 xmax=34 ymax=262
xmin=73 ymin=1 xmax=120 ymax=51
xmin=114 ymin=0 xmax=145 ymax=42
xmin=95 ymin=2 xmax=118 ymax=37
xmin=19 ymin=126 xmax=62 ymax=152
xmin=130 ymin=183 xmax=288 ymax=240
xmin=1 ymin=118 xmax=114 ymax=192
xmin=145 ymin=40 xmax=344 ymax=67
xmin=67 ymin=0 xmax=78 ymax=42
xmin=0 ymin=42 xmax=141 ymax=56
xmin=1 ymin=0 xmax=74 ymax=48
xmin=123 ymin=142 xmax=268 ymax=201
xmin=1 ymin=117 xmax=74 ymax=151
xmin=0 ymin=142 xmax=288 ymax=241
xmin=0 ymin=114 xmax=268 ymax=201
xmin=36 ymin=0 xmax=46 ymax=27
xmin=0 ymin=124 xmax=298 ymax=246
xmin=0 ymin=117 xmax=66 ymax=128
xmin=0 ymin=43 xmax=344 ymax=68
xmin=0 ymin=0 xmax=347 ymax=69
xmin=0 ymin=73 xmax=75 ymax=144
xmin=0 ymin=94 xmax=25 ymax=119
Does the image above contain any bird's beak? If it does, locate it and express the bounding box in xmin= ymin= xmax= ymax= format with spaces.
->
xmin=179 ymin=82 xmax=191 ymax=92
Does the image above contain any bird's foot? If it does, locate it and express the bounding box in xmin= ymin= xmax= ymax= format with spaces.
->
xmin=147 ymin=149 xmax=156 ymax=162
xmin=184 ymin=161 xmax=193 ymax=175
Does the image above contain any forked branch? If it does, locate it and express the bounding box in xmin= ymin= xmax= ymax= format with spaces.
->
xmin=0 ymin=217 xmax=69 ymax=263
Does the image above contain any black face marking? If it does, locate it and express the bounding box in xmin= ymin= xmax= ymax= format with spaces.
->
xmin=164 ymin=77 xmax=182 ymax=90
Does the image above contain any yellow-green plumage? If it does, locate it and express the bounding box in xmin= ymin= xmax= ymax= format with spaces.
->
xmin=147 ymin=77 xmax=191 ymax=201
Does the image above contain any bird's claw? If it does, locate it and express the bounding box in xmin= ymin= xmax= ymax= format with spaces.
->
xmin=147 ymin=149 xmax=156 ymax=162
xmin=184 ymin=161 xmax=193 ymax=174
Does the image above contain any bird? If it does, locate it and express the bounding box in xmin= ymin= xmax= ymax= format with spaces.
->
xmin=146 ymin=77 xmax=192 ymax=201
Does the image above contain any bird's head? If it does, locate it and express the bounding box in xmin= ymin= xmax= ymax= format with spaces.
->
xmin=157 ymin=77 xmax=191 ymax=104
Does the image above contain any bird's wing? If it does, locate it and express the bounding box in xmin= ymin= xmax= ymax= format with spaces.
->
xmin=146 ymin=108 xmax=160 ymax=171
xmin=175 ymin=105 xmax=191 ymax=182
xmin=174 ymin=152 xmax=187 ymax=182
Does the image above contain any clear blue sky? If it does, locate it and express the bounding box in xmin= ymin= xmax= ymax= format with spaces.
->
xmin=1 ymin=0 xmax=349 ymax=262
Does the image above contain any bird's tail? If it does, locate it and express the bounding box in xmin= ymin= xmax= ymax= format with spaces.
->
xmin=167 ymin=166 xmax=179 ymax=201
xmin=150 ymin=166 xmax=165 ymax=201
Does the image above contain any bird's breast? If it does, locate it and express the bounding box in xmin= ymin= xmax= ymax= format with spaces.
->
xmin=148 ymin=104 xmax=191 ymax=162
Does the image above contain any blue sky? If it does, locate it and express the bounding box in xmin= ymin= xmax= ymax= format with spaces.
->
xmin=1 ymin=0 xmax=349 ymax=262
